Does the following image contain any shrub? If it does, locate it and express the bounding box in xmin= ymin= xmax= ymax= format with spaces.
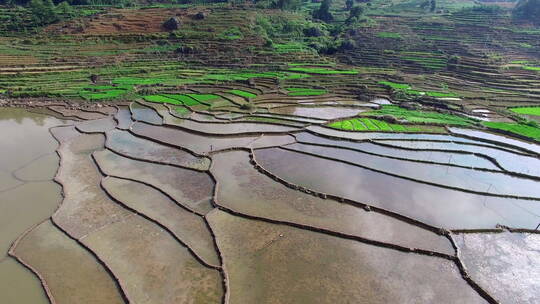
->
xmin=312 ymin=0 xmax=333 ymax=22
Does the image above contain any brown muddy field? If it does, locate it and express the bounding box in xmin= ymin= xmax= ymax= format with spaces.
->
xmin=2 ymin=99 xmax=540 ymax=304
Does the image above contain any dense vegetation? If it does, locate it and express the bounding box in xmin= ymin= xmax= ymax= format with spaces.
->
xmin=513 ymin=0 xmax=540 ymax=24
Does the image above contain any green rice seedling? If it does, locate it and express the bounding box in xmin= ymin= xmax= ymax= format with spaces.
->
xmin=483 ymin=122 xmax=540 ymax=141
xmin=328 ymin=117 xmax=446 ymax=133
xmin=378 ymin=81 xmax=411 ymax=90
xmin=143 ymin=95 xmax=183 ymax=105
xmin=288 ymin=67 xmax=358 ymax=74
xmin=510 ymin=107 xmax=540 ymax=116
xmin=229 ymin=89 xmax=257 ymax=98
xmin=523 ymin=66 xmax=540 ymax=72
xmin=362 ymin=105 xmax=475 ymax=126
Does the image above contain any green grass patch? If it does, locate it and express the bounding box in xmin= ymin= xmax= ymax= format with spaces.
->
xmin=174 ymin=106 xmax=191 ymax=117
xmin=286 ymin=88 xmax=327 ymax=96
xmin=161 ymin=94 xmax=201 ymax=106
xmin=378 ymin=81 xmax=411 ymax=90
xmin=483 ymin=122 xmax=540 ymax=141
xmin=361 ymin=105 xmax=476 ymax=126
xmin=79 ymin=89 xmax=127 ymax=100
xmin=143 ymin=94 xmax=207 ymax=106
xmin=426 ymin=91 xmax=458 ymax=97
xmin=203 ymin=71 xmax=308 ymax=82
xmin=229 ymin=89 xmax=257 ymax=98
xmin=288 ymin=67 xmax=358 ymax=75
xmin=378 ymin=81 xmax=458 ymax=98
xmin=113 ymin=77 xmax=167 ymax=86
xmin=274 ymin=43 xmax=308 ymax=53
xmin=79 ymin=84 xmax=131 ymax=100
xmin=328 ymin=117 xmax=445 ymax=133
xmin=510 ymin=107 xmax=540 ymax=116
xmin=523 ymin=66 xmax=540 ymax=72
xmin=143 ymin=95 xmax=184 ymax=105
xmin=185 ymin=94 xmax=220 ymax=103
xmin=218 ymin=27 xmax=244 ymax=40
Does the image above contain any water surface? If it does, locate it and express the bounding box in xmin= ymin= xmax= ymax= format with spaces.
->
xmin=0 ymin=108 xmax=67 ymax=304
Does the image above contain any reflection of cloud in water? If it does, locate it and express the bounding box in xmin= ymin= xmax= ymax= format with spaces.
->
xmin=255 ymin=147 xmax=540 ymax=229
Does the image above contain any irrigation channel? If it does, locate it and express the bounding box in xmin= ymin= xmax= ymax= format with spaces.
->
xmin=1 ymin=101 xmax=539 ymax=304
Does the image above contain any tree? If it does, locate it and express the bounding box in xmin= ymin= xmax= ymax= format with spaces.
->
xmin=29 ymin=0 xmax=58 ymax=25
xmin=345 ymin=0 xmax=353 ymax=10
xmin=56 ymin=1 xmax=74 ymax=17
xmin=430 ymin=0 xmax=436 ymax=12
xmin=313 ymin=0 xmax=333 ymax=22
xmin=274 ymin=0 xmax=301 ymax=10
xmin=347 ymin=5 xmax=363 ymax=22
xmin=514 ymin=0 xmax=540 ymax=24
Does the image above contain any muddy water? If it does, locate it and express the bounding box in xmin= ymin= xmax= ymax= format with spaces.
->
xmin=0 ymin=108 xmax=67 ymax=304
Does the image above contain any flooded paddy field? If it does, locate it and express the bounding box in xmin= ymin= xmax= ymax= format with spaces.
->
xmin=3 ymin=0 xmax=540 ymax=302
xmin=0 ymin=108 xmax=67 ymax=304
xmin=2 ymin=93 xmax=540 ymax=304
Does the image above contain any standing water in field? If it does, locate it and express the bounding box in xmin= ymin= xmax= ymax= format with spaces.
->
xmin=0 ymin=108 xmax=67 ymax=304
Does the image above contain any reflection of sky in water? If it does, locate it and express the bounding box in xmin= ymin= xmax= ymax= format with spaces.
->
xmin=455 ymin=232 xmax=540 ymax=304
xmin=271 ymin=106 xmax=364 ymax=120
xmin=374 ymin=139 xmax=540 ymax=178
xmin=296 ymin=132 xmax=500 ymax=170
xmin=130 ymin=103 xmax=163 ymax=125
xmin=449 ymin=127 xmax=540 ymax=155
xmin=286 ymin=143 xmax=540 ymax=198
xmin=307 ymin=125 xmax=487 ymax=143
xmin=255 ymin=148 xmax=540 ymax=230
xmin=0 ymin=109 xmax=67 ymax=172
xmin=166 ymin=116 xmax=297 ymax=134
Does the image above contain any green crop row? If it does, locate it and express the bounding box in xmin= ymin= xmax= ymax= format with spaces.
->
xmin=510 ymin=107 xmax=540 ymax=116
xmin=78 ymin=83 xmax=135 ymax=100
xmin=361 ymin=105 xmax=476 ymax=126
xmin=288 ymin=67 xmax=358 ymax=75
xmin=378 ymin=81 xmax=458 ymax=98
xmin=328 ymin=117 xmax=445 ymax=133
xmin=523 ymin=66 xmax=540 ymax=72
xmin=229 ymin=89 xmax=257 ymax=98
xmin=143 ymin=93 xmax=221 ymax=107
xmin=483 ymin=122 xmax=540 ymax=141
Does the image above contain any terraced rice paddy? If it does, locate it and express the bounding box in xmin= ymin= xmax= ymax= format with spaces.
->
xmin=3 ymin=77 xmax=540 ymax=303
xmin=2 ymin=2 xmax=540 ymax=303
